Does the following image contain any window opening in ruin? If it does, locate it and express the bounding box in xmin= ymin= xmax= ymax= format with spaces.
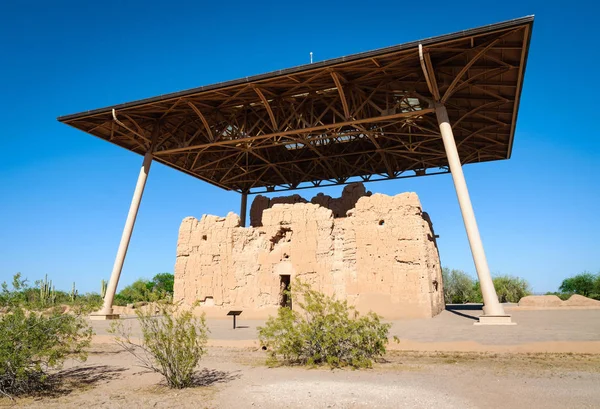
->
xmin=279 ymin=274 xmax=292 ymax=309
xmin=379 ymin=220 xmax=385 ymax=226
xmin=202 ymin=235 xmax=207 ymax=241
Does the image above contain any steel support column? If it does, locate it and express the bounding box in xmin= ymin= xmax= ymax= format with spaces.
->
xmin=435 ymin=103 xmax=513 ymax=325
xmin=91 ymin=151 xmax=153 ymax=319
xmin=240 ymin=192 xmax=248 ymax=227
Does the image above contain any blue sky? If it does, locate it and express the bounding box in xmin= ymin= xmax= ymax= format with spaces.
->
xmin=1 ymin=1 xmax=598 ymax=294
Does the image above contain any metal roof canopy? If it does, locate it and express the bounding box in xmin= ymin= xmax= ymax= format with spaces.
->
xmin=58 ymin=16 xmax=533 ymax=194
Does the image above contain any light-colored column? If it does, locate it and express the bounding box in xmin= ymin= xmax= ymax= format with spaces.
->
xmin=435 ymin=103 xmax=513 ymax=324
xmin=240 ymin=192 xmax=248 ymax=227
xmin=91 ymin=151 xmax=153 ymax=319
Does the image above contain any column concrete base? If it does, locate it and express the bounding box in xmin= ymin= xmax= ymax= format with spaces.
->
xmin=90 ymin=313 xmax=120 ymax=320
xmin=474 ymin=315 xmax=516 ymax=326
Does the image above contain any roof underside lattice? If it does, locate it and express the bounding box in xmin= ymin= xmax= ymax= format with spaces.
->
xmin=58 ymin=16 xmax=533 ymax=194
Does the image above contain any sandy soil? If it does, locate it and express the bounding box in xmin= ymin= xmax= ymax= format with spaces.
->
xmin=4 ymin=309 xmax=599 ymax=408
xmin=3 ymin=342 xmax=600 ymax=409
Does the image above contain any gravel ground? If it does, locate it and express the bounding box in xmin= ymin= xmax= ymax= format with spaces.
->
xmin=4 ymin=344 xmax=600 ymax=409
xmin=91 ymin=307 xmax=600 ymax=346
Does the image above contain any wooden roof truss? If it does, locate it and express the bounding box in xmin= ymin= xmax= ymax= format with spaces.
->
xmin=59 ymin=17 xmax=532 ymax=194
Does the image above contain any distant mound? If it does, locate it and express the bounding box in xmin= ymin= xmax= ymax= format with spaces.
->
xmin=518 ymin=294 xmax=600 ymax=308
xmin=563 ymin=294 xmax=600 ymax=307
xmin=518 ymin=295 xmax=563 ymax=307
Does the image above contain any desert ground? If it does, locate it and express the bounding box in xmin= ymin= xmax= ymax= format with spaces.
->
xmin=3 ymin=306 xmax=600 ymax=409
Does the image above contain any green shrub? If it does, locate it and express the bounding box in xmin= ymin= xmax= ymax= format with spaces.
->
xmin=113 ymin=279 xmax=154 ymax=306
xmin=109 ymin=303 xmax=208 ymax=389
xmin=442 ymin=268 xmax=478 ymax=304
xmin=0 ymin=275 xmax=93 ymax=397
xmin=470 ymin=281 xmax=484 ymax=303
xmin=113 ymin=273 xmax=175 ymax=306
xmin=63 ymin=292 xmax=104 ymax=314
xmin=151 ymin=273 xmax=174 ymax=295
xmin=0 ymin=273 xmax=103 ymax=313
xmin=258 ymin=280 xmax=391 ymax=368
xmin=442 ymin=268 xmax=532 ymax=304
xmin=545 ymin=292 xmax=571 ymax=301
xmin=491 ymin=275 xmax=532 ymax=303
xmin=472 ymin=275 xmax=532 ymax=303
xmin=559 ymin=272 xmax=600 ymax=299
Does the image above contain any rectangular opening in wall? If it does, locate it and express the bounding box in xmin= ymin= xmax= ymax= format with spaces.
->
xmin=279 ymin=274 xmax=291 ymax=309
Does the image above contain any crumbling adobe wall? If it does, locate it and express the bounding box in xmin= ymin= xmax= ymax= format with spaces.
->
xmin=249 ymin=183 xmax=371 ymax=227
xmin=174 ymin=188 xmax=444 ymax=319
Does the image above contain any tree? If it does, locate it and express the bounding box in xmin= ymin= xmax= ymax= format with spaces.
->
xmin=113 ymin=273 xmax=175 ymax=306
xmin=151 ymin=273 xmax=174 ymax=295
xmin=491 ymin=275 xmax=532 ymax=303
xmin=443 ymin=269 xmax=532 ymax=304
xmin=559 ymin=272 xmax=598 ymax=298
xmin=114 ymin=279 xmax=154 ymax=306
xmin=442 ymin=268 xmax=478 ymax=304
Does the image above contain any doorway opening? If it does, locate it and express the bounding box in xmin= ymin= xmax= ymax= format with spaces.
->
xmin=279 ymin=274 xmax=291 ymax=309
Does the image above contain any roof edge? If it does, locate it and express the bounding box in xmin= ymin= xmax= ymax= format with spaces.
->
xmin=507 ymin=16 xmax=535 ymax=158
xmin=57 ymin=16 xmax=534 ymax=123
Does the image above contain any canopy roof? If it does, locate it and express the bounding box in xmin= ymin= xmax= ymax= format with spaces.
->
xmin=58 ymin=16 xmax=533 ymax=194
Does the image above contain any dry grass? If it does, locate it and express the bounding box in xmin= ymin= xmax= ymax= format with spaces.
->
xmin=2 ymin=345 xmax=599 ymax=409
xmin=217 ymin=345 xmax=600 ymax=377
xmin=382 ymin=351 xmax=600 ymax=376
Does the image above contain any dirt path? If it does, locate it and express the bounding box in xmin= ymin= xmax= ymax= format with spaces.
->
xmin=90 ymin=308 xmax=600 ymax=353
xmin=3 ymin=344 xmax=600 ymax=409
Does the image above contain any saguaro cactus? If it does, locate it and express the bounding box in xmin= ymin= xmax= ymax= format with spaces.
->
xmin=101 ymin=279 xmax=108 ymax=299
xmin=39 ymin=274 xmax=55 ymax=306
xmin=70 ymin=282 xmax=78 ymax=302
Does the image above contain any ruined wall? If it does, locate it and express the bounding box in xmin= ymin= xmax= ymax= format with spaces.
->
xmin=250 ymin=183 xmax=371 ymax=227
xmin=174 ymin=189 xmax=444 ymax=319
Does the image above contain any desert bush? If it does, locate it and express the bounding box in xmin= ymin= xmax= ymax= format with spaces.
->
xmin=442 ymin=268 xmax=478 ymax=304
xmin=442 ymin=268 xmax=532 ymax=304
xmin=559 ymin=272 xmax=600 ymax=300
xmin=0 ymin=275 xmax=93 ymax=397
xmin=472 ymin=275 xmax=532 ymax=303
xmin=72 ymin=292 xmax=104 ymax=312
xmin=0 ymin=273 xmax=103 ymax=313
xmin=491 ymin=275 xmax=532 ymax=303
xmin=0 ymin=274 xmax=26 ymax=307
xmin=544 ymin=292 xmax=571 ymax=301
xmin=113 ymin=279 xmax=155 ymax=306
xmin=109 ymin=303 xmax=208 ymax=388
xmin=258 ymin=280 xmax=391 ymax=368
xmin=113 ymin=273 xmax=174 ymax=306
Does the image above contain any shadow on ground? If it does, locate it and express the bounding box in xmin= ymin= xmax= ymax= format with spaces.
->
xmin=47 ymin=365 xmax=127 ymax=397
xmin=445 ymin=304 xmax=482 ymax=321
xmin=191 ymin=368 xmax=241 ymax=387
xmin=86 ymin=349 xmax=125 ymax=356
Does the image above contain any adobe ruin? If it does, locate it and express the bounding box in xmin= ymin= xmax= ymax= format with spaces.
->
xmin=173 ymin=183 xmax=444 ymax=319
